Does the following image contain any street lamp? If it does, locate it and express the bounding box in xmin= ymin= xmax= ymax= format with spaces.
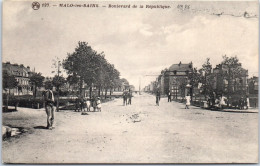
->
xmin=185 ymin=83 xmax=191 ymax=97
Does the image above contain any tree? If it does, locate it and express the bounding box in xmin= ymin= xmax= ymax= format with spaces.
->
xmin=67 ymin=74 xmax=80 ymax=93
xmin=52 ymin=75 xmax=66 ymax=91
xmin=51 ymin=75 xmax=66 ymax=111
xmin=221 ymin=55 xmax=245 ymax=105
xmin=63 ymin=41 xmax=121 ymax=99
xmin=199 ymin=58 xmax=215 ymax=96
xmin=29 ymin=72 xmax=45 ymax=98
xmin=3 ymin=72 xmax=18 ymax=110
xmin=44 ymin=80 xmax=53 ymax=90
xmin=63 ymin=42 xmax=103 ymax=98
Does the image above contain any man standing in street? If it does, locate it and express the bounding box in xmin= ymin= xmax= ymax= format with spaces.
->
xmin=156 ymin=90 xmax=161 ymax=106
xmin=128 ymin=90 xmax=132 ymax=105
xmin=123 ymin=90 xmax=128 ymax=106
xmin=167 ymin=91 xmax=171 ymax=102
xmin=43 ymin=88 xmax=55 ymax=130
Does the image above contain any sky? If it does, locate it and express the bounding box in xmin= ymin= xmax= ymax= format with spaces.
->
xmin=3 ymin=1 xmax=259 ymax=90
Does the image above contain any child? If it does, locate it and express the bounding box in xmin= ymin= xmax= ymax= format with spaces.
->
xmin=96 ymin=97 xmax=102 ymax=112
xmin=86 ymin=97 xmax=91 ymax=112
xmin=185 ymin=94 xmax=191 ymax=109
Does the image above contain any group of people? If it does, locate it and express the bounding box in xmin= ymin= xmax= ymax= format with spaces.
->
xmin=122 ymin=90 xmax=133 ymax=106
xmin=206 ymin=95 xmax=249 ymax=110
xmin=238 ymin=96 xmax=250 ymax=110
xmin=75 ymin=95 xmax=102 ymax=112
xmin=42 ymin=88 xmax=102 ymax=130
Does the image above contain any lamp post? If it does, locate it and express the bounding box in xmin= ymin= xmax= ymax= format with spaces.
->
xmin=185 ymin=83 xmax=192 ymax=97
xmin=52 ymin=57 xmax=62 ymax=112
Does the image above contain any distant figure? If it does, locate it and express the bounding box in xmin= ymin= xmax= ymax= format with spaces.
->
xmin=43 ymin=89 xmax=55 ymax=130
xmin=215 ymin=97 xmax=220 ymax=109
xmin=85 ymin=97 xmax=91 ymax=112
xmin=239 ymin=97 xmax=244 ymax=110
xmin=220 ymin=95 xmax=227 ymax=109
xmin=185 ymin=94 xmax=191 ymax=109
xmin=92 ymin=95 xmax=98 ymax=111
xmin=123 ymin=90 xmax=128 ymax=106
xmin=246 ymin=95 xmax=250 ymax=109
xmin=167 ymin=91 xmax=171 ymax=102
xmin=128 ymin=90 xmax=132 ymax=105
xmin=75 ymin=97 xmax=81 ymax=112
xmin=96 ymin=97 xmax=102 ymax=112
xmin=156 ymin=90 xmax=161 ymax=106
xmin=80 ymin=96 xmax=86 ymax=112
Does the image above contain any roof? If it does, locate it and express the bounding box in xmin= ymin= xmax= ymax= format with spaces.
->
xmin=169 ymin=63 xmax=192 ymax=72
xmin=2 ymin=62 xmax=31 ymax=77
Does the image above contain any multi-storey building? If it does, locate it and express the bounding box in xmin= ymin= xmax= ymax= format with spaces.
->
xmin=248 ymin=76 xmax=258 ymax=94
xmin=3 ymin=62 xmax=33 ymax=95
xmin=213 ymin=64 xmax=248 ymax=95
xmin=167 ymin=62 xmax=193 ymax=99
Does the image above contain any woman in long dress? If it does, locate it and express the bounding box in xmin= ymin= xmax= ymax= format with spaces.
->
xmin=185 ymin=95 xmax=191 ymax=109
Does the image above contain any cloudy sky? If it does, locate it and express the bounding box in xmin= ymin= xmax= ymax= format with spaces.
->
xmin=3 ymin=1 xmax=258 ymax=89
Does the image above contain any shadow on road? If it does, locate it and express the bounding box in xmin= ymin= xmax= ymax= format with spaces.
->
xmin=33 ymin=126 xmax=47 ymax=130
xmin=210 ymin=109 xmax=258 ymax=114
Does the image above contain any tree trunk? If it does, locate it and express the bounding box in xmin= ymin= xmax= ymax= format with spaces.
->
xmin=105 ymin=89 xmax=107 ymax=99
xmin=79 ymin=78 xmax=83 ymax=96
xmin=227 ymin=68 xmax=231 ymax=107
xmin=6 ymin=89 xmax=9 ymax=111
xmin=98 ymin=86 xmax=101 ymax=97
xmin=56 ymin=86 xmax=60 ymax=112
xmin=89 ymin=86 xmax=92 ymax=99
xmin=34 ymin=87 xmax=37 ymax=99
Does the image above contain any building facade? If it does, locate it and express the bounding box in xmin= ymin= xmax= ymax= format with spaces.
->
xmin=213 ymin=64 xmax=248 ymax=95
xmin=3 ymin=62 xmax=33 ymax=95
xmin=167 ymin=62 xmax=193 ymax=99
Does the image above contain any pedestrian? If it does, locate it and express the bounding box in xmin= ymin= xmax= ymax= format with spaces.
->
xmin=167 ymin=91 xmax=171 ymax=102
xmin=185 ymin=93 xmax=191 ymax=109
xmin=75 ymin=96 xmax=81 ymax=112
xmin=239 ymin=97 xmax=244 ymax=110
xmin=246 ymin=95 xmax=250 ymax=109
xmin=123 ymin=90 xmax=128 ymax=106
xmin=214 ymin=97 xmax=220 ymax=110
xmin=92 ymin=95 xmax=97 ymax=111
xmin=43 ymin=88 xmax=55 ymax=130
xmin=156 ymin=90 xmax=160 ymax=106
xmin=220 ymin=95 xmax=226 ymax=110
xmin=128 ymin=90 xmax=132 ymax=105
xmin=80 ymin=96 xmax=86 ymax=112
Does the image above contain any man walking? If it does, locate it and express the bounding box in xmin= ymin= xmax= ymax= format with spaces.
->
xmin=128 ymin=90 xmax=132 ymax=105
xmin=43 ymin=88 xmax=55 ymax=130
xmin=156 ymin=90 xmax=161 ymax=106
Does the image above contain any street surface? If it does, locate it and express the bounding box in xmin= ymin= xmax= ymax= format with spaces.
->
xmin=2 ymin=93 xmax=258 ymax=163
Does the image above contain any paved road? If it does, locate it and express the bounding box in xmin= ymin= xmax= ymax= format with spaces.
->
xmin=2 ymin=93 xmax=258 ymax=163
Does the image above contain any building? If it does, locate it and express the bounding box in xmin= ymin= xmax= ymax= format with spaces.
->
xmin=3 ymin=62 xmax=33 ymax=95
xmin=213 ymin=64 xmax=248 ymax=95
xmin=248 ymin=76 xmax=258 ymax=94
xmin=167 ymin=62 xmax=193 ymax=99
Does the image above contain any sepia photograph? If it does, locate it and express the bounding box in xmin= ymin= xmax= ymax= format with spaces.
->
xmin=2 ymin=0 xmax=259 ymax=164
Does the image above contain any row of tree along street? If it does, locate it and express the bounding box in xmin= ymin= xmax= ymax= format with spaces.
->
xmin=3 ymin=41 xmax=133 ymax=111
xmin=144 ymin=56 xmax=258 ymax=109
